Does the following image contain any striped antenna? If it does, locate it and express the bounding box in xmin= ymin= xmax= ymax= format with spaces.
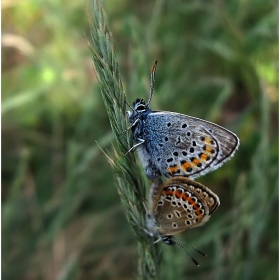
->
xmin=147 ymin=61 xmax=158 ymax=106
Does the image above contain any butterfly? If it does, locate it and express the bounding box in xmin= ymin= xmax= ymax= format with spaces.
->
xmin=126 ymin=61 xmax=239 ymax=180
xmin=146 ymin=176 xmax=220 ymax=265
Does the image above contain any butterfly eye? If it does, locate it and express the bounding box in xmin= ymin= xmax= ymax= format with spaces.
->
xmin=136 ymin=104 xmax=146 ymax=111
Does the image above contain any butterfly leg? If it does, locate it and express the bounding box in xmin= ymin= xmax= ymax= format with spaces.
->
xmin=137 ymin=223 xmax=154 ymax=237
xmin=125 ymin=138 xmax=145 ymax=155
xmin=148 ymin=237 xmax=163 ymax=247
xmin=121 ymin=118 xmax=139 ymax=134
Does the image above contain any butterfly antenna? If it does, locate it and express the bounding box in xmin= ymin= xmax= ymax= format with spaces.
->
xmin=147 ymin=61 xmax=158 ymax=106
xmin=174 ymin=237 xmax=207 ymax=257
xmin=174 ymin=240 xmax=200 ymax=266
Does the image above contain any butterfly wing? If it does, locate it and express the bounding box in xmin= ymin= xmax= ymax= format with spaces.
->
xmin=168 ymin=177 xmax=220 ymax=214
xmin=144 ymin=111 xmax=239 ymax=179
xmin=150 ymin=177 xmax=220 ymax=236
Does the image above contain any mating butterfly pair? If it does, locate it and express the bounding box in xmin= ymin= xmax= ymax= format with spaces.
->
xmin=126 ymin=61 xmax=239 ymax=264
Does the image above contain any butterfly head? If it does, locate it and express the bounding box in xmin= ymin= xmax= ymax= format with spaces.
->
xmin=126 ymin=98 xmax=151 ymax=123
xmin=133 ymin=98 xmax=149 ymax=112
xmin=147 ymin=220 xmax=207 ymax=266
xmin=161 ymin=235 xmax=176 ymax=245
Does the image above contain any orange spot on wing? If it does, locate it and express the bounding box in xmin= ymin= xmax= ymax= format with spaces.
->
xmin=195 ymin=210 xmax=203 ymax=217
xmin=164 ymin=189 xmax=174 ymax=196
xmin=175 ymin=190 xmax=184 ymax=198
xmin=200 ymin=153 xmax=208 ymax=161
xmin=205 ymin=146 xmax=213 ymax=153
xmin=193 ymin=203 xmax=199 ymax=210
xmin=204 ymin=138 xmax=214 ymax=145
xmin=186 ymin=198 xmax=199 ymax=209
xmin=192 ymin=158 xmax=200 ymax=165
xmin=168 ymin=165 xmax=178 ymax=174
xmin=181 ymin=161 xmax=192 ymax=171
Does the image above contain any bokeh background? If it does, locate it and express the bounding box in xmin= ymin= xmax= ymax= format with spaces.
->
xmin=2 ymin=0 xmax=278 ymax=279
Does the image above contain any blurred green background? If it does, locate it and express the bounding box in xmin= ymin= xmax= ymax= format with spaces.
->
xmin=2 ymin=0 xmax=278 ymax=279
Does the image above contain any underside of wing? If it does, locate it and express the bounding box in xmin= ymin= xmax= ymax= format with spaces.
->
xmin=146 ymin=112 xmax=239 ymax=179
xmin=153 ymin=182 xmax=212 ymax=235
